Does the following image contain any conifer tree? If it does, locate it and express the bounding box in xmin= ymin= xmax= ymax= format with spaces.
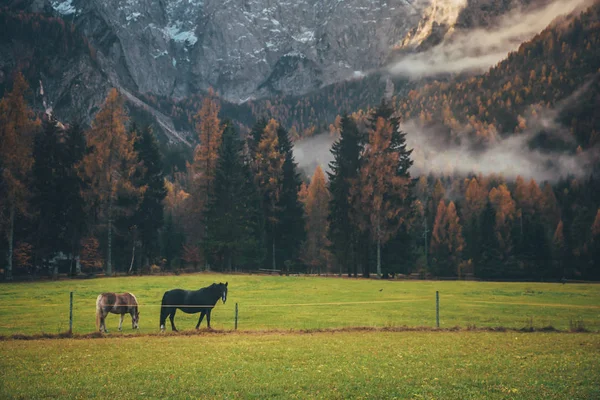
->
xmin=328 ymin=115 xmax=363 ymax=276
xmin=589 ymin=209 xmax=600 ymax=280
xmin=133 ymin=125 xmax=166 ymax=270
xmin=62 ymin=122 xmax=88 ymax=274
xmin=275 ymin=125 xmax=305 ymax=268
xmin=205 ymin=122 xmax=265 ymax=270
xmin=81 ymin=88 xmax=138 ymax=276
xmin=0 ymin=73 xmax=37 ymax=280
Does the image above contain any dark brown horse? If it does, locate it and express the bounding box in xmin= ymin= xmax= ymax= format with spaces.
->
xmin=96 ymin=292 xmax=140 ymax=333
xmin=160 ymin=282 xmax=228 ymax=332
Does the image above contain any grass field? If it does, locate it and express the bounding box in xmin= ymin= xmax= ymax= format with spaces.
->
xmin=1 ymin=331 xmax=599 ymax=399
xmin=0 ymin=273 xmax=598 ymax=335
xmin=1 ymin=274 xmax=599 ymax=399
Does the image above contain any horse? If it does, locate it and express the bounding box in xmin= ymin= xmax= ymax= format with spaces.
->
xmin=160 ymin=282 xmax=228 ymax=332
xmin=95 ymin=292 xmax=140 ymax=333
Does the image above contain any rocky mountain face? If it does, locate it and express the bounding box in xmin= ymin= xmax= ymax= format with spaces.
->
xmin=1 ymin=0 xmax=569 ymax=144
xmin=48 ymin=0 xmax=430 ymax=103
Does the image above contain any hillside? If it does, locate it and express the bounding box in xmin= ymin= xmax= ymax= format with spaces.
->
xmin=396 ymin=2 xmax=600 ymax=150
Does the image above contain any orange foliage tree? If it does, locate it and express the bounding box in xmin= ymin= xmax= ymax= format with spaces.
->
xmin=351 ymin=117 xmax=412 ymax=277
xmin=0 ymin=72 xmax=38 ymax=280
xmin=81 ymin=88 xmax=139 ymax=276
xmin=302 ymin=165 xmax=331 ymax=274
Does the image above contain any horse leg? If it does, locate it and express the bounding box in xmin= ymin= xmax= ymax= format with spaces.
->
xmin=195 ymin=311 xmax=206 ymax=330
xmin=101 ymin=311 xmax=108 ymax=333
xmin=169 ymin=309 xmax=178 ymax=332
xmin=118 ymin=314 xmax=124 ymax=331
xmin=206 ymin=309 xmax=212 ymax=330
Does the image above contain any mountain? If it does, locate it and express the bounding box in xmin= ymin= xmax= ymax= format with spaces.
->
xmin=0 ymin=0 xmax=595 ymax=148
xmin=48 ymin=0 xmax=428 ymax=103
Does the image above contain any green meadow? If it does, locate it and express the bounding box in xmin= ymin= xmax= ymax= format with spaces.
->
xmin=1 ymin=331 xmax=599 ymax=399
xmin=0 ymin=273 xmax=598 ymax=334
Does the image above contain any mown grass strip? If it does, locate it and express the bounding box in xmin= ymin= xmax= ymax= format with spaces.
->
xmin=1 ymin=331 xmax=598 ymax=399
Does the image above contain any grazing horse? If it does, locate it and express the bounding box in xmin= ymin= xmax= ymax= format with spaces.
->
xmin=160 ymin=282 xmax=228 ymax=332
xmin=96 ymin=292 xmax=140 ymax=333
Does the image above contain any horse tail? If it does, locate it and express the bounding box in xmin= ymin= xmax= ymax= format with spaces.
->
xmin=95 ymin=294 xmax=103 ymax=331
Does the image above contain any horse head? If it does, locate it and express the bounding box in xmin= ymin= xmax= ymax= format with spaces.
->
xmin=220 ymin=282 xmax=228 ymax=304
xmin=132 ymin=309 xmax=140 ymax=329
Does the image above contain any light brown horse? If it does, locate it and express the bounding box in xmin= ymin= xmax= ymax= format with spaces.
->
xmin=95 ymin=292 xmax=140 ymax=333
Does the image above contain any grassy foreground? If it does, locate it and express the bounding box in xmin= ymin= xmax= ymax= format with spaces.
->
xmin=0 ymin=273 xmax=598 ymax=335
xmin=1 ymin=331 xmax=598 ymax=399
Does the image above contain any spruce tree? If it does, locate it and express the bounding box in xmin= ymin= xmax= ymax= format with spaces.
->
xmin=133 ymin=125 xmax=166 ymax=270
xmin=205 ymin=122 xmax=265 ymax=270
xmin=327 ymin=115 xmax=363 ymax=277
xmin=275 ymin=125 xmax=305 ymax=269
xmin=31 ymin=117 xmax=63 ymax=270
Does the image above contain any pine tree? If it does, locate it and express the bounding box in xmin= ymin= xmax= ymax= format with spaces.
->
xmin=275 ymin=125 xmax=305 ymax=268
xmin=248 ymin=117 xmax=268 ymax=159
xmin=81 ymin=88 xmax=138 ymax=276
xmin=327 ymin=115 xmax=363 ymax=277
xmin=553 ymin=220 xmax=566 ymax=279
xmin=62 ymin=122 xmax=88 ymax=275
xmin=205 ymin=122 xmax=265 ymax=270
xmin=303 ymin=165 xmax=331 ymax=274
xmin=133 ymin=126 xmax=166 ymax=270
xmin=0 ymin=72 xmax=37 ymax=280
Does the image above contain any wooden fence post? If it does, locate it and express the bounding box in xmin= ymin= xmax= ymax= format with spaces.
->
xmin=436 ymin=291 xmax=440 ymax=328
xmin=69 ymin=292 xmax=74 ymax=334
xmin=235 ymin=303 xmax=238 ymax=331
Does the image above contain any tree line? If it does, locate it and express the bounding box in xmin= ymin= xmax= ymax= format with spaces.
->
xmin=1 ymin=72 xmax=599 ymax=281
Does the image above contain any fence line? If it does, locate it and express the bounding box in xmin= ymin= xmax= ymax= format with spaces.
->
xmin=0 ymin=298 xmax=431 ymax=308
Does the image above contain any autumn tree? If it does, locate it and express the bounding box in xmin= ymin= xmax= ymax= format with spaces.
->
xmin=81 ymin=88 xmax=138 ymax=276
xmin=254 ymin=119 xmax=284 ymax=269
xmin=462 ymin=177 xmax=487 ymax=262
xmin=351 ymin=117 xmax=412 ymax=277
xmin=430 ymin=200 xmax=465 ymax=276
xmin=0 ymin=72 xmax=37 ymax=280
xmin=303 ymin=165 xmax=331 ymax=274
xmin=189 ymin=89 xmax=224 ymax=263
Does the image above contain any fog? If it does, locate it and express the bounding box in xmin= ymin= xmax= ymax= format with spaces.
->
xmin=389 ymin=0 xmax=591 ymax=78
xmin=292 ymin=82 xmax=595 ymax=182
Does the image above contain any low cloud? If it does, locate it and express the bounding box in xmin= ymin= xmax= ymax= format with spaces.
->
xmin=293 ymin=133 xmax=336 ymax=179
xmin=404 ymin=80 xmax=597 ymax=182
xmin=389 ymin=0 xmax=591 ymax=78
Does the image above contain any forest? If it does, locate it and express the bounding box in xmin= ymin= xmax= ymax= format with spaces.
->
xmin=0 ymin=3 xmax=599 ymax=282
xmin=0 ymin=73 xmax=599 ymax=282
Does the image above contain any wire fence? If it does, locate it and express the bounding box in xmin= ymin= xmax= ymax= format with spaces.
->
xmin=0 ymin=290 xmax=598 ymax=336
